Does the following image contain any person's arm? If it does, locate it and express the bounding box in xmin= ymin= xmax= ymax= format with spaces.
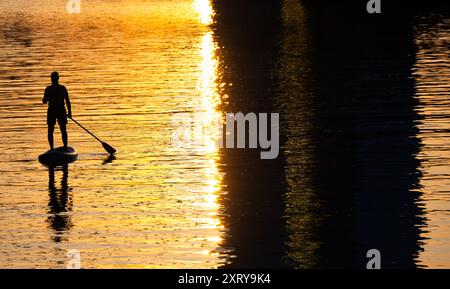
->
xmin=43 ymin=87 xmax=48 ymax=104
xmin=64 ymin=87 xmax=72 ymax=118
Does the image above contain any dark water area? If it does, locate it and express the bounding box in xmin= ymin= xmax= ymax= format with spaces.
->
xmin=213 ymin=0 xmax=288 ymax=268
xmin=213 ymin=0 xmax=449 ymax=268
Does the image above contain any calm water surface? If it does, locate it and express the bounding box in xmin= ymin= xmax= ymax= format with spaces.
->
xmin=0 ymin=0 xmax=227 ymax=268
xmin=0 ymin=0 xmax=448 ymax=268
xmin=413 ymin=14 xmax=450 ymax=267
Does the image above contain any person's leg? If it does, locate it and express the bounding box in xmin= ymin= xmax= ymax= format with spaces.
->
xmin=60 ymin=121 xmax=68 ymax=148
xmin=47 ymin=113 xmax=56 ymax=150
xmin=48 ymin=124 xmax=55 ymax=150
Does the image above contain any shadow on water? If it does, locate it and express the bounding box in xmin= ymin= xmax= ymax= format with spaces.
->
xmin=279 ymin=0 xmax=428 ymax=269
xmin=212 ymin=0 xmax=446 ymax=268
xmin=213 ymin=0 xmax=289 ymax=268
xmin=47 ymin=165 xmax=73 ymax=243
xmin=102 ymin=154 xmax=116 ymax=165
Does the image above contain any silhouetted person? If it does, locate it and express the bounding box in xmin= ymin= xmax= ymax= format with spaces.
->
xmin=43 ymin=72 xmax=72 ymax=150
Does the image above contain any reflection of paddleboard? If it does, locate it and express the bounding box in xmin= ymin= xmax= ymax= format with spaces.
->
xmin=39 ymin=146 xmax=78 ymax=165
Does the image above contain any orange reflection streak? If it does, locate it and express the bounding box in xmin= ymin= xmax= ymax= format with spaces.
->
xmin=191 ymin=28 xmax=224 ymax=259
xmin=193 ymin=0 xmax=215 ymax=25
xmin=413 ymin=17 xmax=450 ymax=268
xmin=195 ymin=32 xmax=222 ymax=153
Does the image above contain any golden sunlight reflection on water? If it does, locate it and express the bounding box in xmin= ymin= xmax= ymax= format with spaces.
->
xmin=0 ymin=0 xmax=228 ymax=268
xmin=413 ymin=16 xmax=450 ymax=268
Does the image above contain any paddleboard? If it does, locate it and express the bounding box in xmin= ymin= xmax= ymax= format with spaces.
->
xmin=39 ymin=146 xmax=78 ymax=165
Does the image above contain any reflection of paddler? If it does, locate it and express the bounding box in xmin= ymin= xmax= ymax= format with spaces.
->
xmin=47 ymin=165 xmax=73 ymax=242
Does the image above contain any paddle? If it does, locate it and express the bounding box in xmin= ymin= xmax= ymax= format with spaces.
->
xmin=69 ymin=117 xmax=117 ymax=154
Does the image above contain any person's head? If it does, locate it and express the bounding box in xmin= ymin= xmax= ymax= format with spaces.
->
xmin=51 ymin=71 xmax=59 ymax=84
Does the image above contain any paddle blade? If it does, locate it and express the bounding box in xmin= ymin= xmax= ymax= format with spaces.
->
xmin=101 ymin=142 xmax=116 ymax=154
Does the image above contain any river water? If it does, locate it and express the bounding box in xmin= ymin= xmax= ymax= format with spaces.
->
xmin=0 ymin=0 xmax=448 ymax=268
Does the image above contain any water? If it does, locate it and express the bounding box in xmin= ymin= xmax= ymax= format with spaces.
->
xmin=413 ymin=14 xmax=450 ymax=267
xmin=0 ymin=0 xmax=227 ymax=268
xmin=0 ymin=0 xmax=448 ymax=268
xmin=272 ymin=1 xmax=449 ymax=268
